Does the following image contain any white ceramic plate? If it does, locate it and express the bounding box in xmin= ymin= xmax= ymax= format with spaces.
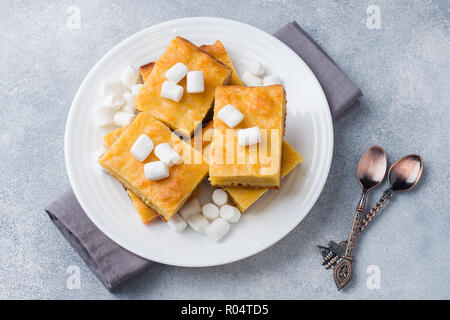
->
xmin=65 ymin=17 xmax=333 ymax=267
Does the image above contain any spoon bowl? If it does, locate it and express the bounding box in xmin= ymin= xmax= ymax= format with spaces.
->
xmin=357 ymin=146 xmax=387 ymax=191
xmin=388 ymin=154 xmax=423 ymax=192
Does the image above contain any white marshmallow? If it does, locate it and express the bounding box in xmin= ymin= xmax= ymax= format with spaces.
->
xmin=130 ymin=134 xmax=154 ymax=162
xmin=185 ymin=213 xmax=209 ymax=233
xmin=217 ymin=104 xmax=244 ymax=128
xmin=263 ymin=75 xmax=282 ymax=86
xmin=186 ymin=71 xmax=204 ymax=93
xmin=144 ymin=161 xmax=169 ymax=181
xmin=165 ymin=62 xmax=189 ymax=83
xmin=113 ymin=111 xmax=135 ymax=126
xmin=212 ymin=189 xmax=228 ymax=207
xmin=242 ymin=71 xmax=263 ymax=86
xmin=101 ymin=79 xmax=124 ymax=96
xmin=122 ymin=92 xmax=136 ymax=113
xmin=131 ymin=84 xmax=143 ymax=95
xmin=161 ymin=81 xmax=184 ymax=102
xmin=167 ymin=214 xmax=187 ymax=233
xmin=179 ymin=198 xmax=202 ymax=219
xmin=154 ymin=143 xmax=181 ymax=167
xmin=205 ymin=218 xmax=230 ymax=242
xmin=93 ymin=106 xmax=114 ymax=127
xmin=219 ymin=205 xmax=241 ymax=223
xmin=202 ymin=203 xmax=219 ymax=220
xmin=246 ymin=60 xmax=265 ymax=76
xmin=238 ymin=126 xmax=260 ymax=146
xmin=120 ymin=66 xmax=141 ymax=88
xmin=104 ymin=93 xmax=125 ymax=110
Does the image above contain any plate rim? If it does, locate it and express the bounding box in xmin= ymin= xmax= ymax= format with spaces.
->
xmin=64 ymin=17 xmax=334 ymax=267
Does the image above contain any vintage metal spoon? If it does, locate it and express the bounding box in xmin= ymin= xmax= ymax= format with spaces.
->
xmin=319 ymin=154 xmax=423 ymax=289
xmin=359 ymin=154 xmax=423 ymax=232
xmin=332 ymin=146 xmax=387 ymax=290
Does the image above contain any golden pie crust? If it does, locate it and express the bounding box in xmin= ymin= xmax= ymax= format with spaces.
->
xmin=126 ymin=190 xmax=159 ymax=224
xmin=103 ymin=126 xmax=158 ymax=224
xmin=99 ymin=112 xmax=209 ymax=221
xmin=199 ymin=41 xmax=242 ymax=86
xmin=134 ymin=37 xmax=232 ymax=136
xmin=103 ymin=126 xmax=127 ymax=149
xmin=139 ymin=62 xmax=155 ymax=83
xmin=140 ymin=41 xmax=241 ymax=86
xmin=224 ymin=141 xmax=302 ymax=212
xmin=103 ymin=125 xmax=204 ymax=224
xmin=209 ymin=85 xmax=286 ymax=188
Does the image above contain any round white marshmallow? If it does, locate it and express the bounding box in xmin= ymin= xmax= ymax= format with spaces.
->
xmin=238 ymin=126 xmax=260 ymax=146
xmin=101 ymin=79 xmax=125 ymax=96
xmin=217 ymin=104 xmax=244 ymax=128
xmin=104 ymin=93 xmax=125 ymax=110
xmin=263 ymin=75 xmax=282 ymax=86
xmin=187 ymin=71 xmax=204 ymax=93
xmin=113 ymin=111 xmax=135 ymax=126
xmin=212 ymin=189 xmax=228 ymax=207
xmin=219 ymin=205 xmax=241 ymax=223
xmin=167 ymin=214 xmax=187 ymax=233
xmin=122 ymin=92 xmax=136 ymax=113
xmin=179 ymin=198 xmax=202 ymax=219
xmin=241 ymin=71 xmax=263 ymax=86
xmin=185 ymin=213 xmax=209 ymax=233
xmin=154 ymin=143 xmax=181 ymax=167
xmin=205 ymin=218 xmax=230 ymax=242
xmin=130 ymin=134 xmax=154 ymax=162
xmin=165 ymin=62 xmax=189 ymax=83
xmin=93 ymin=106 xmax=114 ymax=127
xmin=202 ymin=203 xmax=219 ymax=220
xmin=161 ymin=80 xmax=184 ymax=102
xmin=246 ymin=60 xmax=265 ymax=76
xmin=144 ymin=161 xmax=169 ymax=181
xmin=120 ymin=66 xmax=141 ymax=88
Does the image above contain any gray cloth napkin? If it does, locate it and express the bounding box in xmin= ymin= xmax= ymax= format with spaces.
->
xmin=45 ymin=190 xmax=149 ymax=292
xmin=45 ymin=21 xmax=362 ymax=292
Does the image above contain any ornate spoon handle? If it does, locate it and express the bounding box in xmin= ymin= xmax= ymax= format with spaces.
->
xmin=319 ymin=189 xmax=395 ymax=272
xmin=333 ymin=191 xmax=367 ymax=290
xmin=344 ymin=192 xmax=367 ymax=258
xmin=332 ymin=189 xmax=394 ymax=290
xmin=360 ymin=189 xmax=393 ymax=232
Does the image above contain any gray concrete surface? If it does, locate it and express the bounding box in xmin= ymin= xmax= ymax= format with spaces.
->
xmin=0 ymin=0 xmax=449 ymax=299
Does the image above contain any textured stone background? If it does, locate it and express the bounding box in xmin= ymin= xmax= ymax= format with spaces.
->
xmin=0 ymin=0 xmax=449 ymax=299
